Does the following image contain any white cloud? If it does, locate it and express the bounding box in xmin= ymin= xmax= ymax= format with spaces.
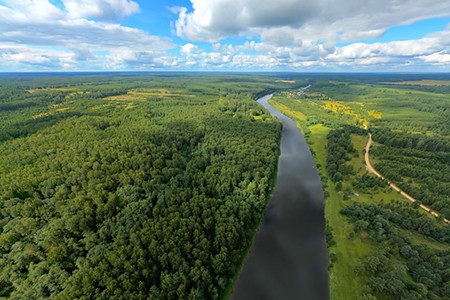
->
xmin=326 ymin=29 xmax=450 ymax=63
xmin=0 ymin=44 xmax=76 ymax=69
xmin=0 ymin=0 xmax=173 ymax=70
xmin=180 ymin=43 xmax=199 ymax=56
xmin=0 ymin=0 xmax=63 ymax=23
xmin=174 ymin=0 xmax=450 ymax=45
xmin=3 ymin=52 xmax=50 ymax=64
xmin=62 ymin=0 xmax=139 ymax=21
xmin=420 ymin=52 xmax=450 ymax=63
xmin=1 ymin=0 xmax=450 ymax=71
xmin=180 ymin=24 xmax=450 ymax=71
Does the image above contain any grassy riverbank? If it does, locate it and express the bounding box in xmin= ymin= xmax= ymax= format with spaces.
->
xmin=270 ymin=96 xmax=373 ymax=298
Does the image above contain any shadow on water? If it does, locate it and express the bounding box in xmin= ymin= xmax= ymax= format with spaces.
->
xmin=231 ymin=94 xmax=329 ymax=300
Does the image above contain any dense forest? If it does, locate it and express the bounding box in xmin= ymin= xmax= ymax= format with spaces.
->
xmin=0 ymin=74 xmax=282 ymax=299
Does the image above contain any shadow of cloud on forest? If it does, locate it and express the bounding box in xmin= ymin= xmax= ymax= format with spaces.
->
xmin=0 ymin=111 xmax=104 ymax=143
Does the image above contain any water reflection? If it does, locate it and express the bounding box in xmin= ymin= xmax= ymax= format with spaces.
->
xmin=231 ymin=94 xmax=329 ymax=300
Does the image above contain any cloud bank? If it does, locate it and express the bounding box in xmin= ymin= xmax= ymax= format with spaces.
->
xmin=1 ymin=0 xmax=450 ymax=71
xmin=0 ymin=0 xmax=173 ymax=70
xmin=171 ymin=0 xmax=450 ymax=70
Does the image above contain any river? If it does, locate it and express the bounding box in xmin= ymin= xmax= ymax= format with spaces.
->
xmin=230 ymin=94 xmax=329 ymax=300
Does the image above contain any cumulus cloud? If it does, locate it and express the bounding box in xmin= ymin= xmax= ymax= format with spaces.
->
xmin=0 ymin=0 xmax=63 ymax=23
xmin=421 ymin=52 xmax=450 ymax=63
xmin=3 ymin=52 xmax=50 ymax=65
xmin=63 ymin=0 xmax=140 ymax=21
xmin=174 ymin=0 xmax=450 ymax=45
xmin=106 ymin=49 xmax=180 ymax=69
xmin=0 ymin=43 xmax=76 ymax=69
xmin=179 ymin=23 xmax=450 ymax=71
xmin=0 ymin=0 xmax=172 ymax=70
xmin=326 ymin=28 xmax=450 ymax=64
xmin=180 ymin=43 xmax=199 ymax=56
xmin=1 ymin=0 xmax=450 ymax=71
xmin=169 ymin=0 xmax=450 ymax=70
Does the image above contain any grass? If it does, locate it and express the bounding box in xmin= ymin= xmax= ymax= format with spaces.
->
xmin=307 ymin=125 xmax=374 ymax=300
xmin=270 ymin=101 xmax=306 ymax=120
xmin=270 ymin=96 xmax=376 ymax=299
xmin=261 ymin=97 xmax=374 ymax=298
xmin=319 ymin=83 xmax=449 ymax=136
xmin=31 ymin=102 xmax=73 ymax=120
xmin=103 ymin=88 xmax=194 ymax=101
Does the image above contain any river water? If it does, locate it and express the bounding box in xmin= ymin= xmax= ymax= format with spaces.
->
xmin=230 ymin=94 xmax=329 ymax=300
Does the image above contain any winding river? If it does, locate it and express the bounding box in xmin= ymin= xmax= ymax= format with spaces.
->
xmin=231 ymin=94 xmax=329 ymax=300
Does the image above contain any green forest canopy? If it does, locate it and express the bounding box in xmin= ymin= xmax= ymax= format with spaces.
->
xmin=0 ymin=74 xmax=283 ymax=299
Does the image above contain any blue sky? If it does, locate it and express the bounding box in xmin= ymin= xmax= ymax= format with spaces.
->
xmin=1 ymin=0 xmax=450 ymax=71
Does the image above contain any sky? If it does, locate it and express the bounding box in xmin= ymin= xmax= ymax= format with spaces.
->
xmin=1 ymin=0 xmax=450 ymax=72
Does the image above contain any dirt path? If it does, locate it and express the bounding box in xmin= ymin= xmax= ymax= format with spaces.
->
xmin=365 ymin=133 xmax=450 ymax=225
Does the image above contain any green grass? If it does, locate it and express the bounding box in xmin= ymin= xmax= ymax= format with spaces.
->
xmin=308 ymin=125 xmax=374 ymax=300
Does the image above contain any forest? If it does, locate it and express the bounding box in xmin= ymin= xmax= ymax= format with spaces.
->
xmin=0 ymin=74 xmax=285 ymax=299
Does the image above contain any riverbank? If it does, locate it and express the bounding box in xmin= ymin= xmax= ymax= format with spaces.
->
xmin=222 ymin=103 xmax=282 ymax=299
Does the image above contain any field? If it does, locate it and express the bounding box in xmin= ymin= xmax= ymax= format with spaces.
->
xmin=381 ymin=80 xmax=450 ymax=86
xmin=102 ymin=88 xmax=195 ymax=101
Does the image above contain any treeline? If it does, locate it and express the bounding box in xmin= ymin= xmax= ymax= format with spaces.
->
xmin=0 ymin=77 xmax=281 ymax=299
xmin=326 ymin=126 xmax=365 ymax=185
xmin=253 ymin=88 xmax=278 ymax=99
xmin=372 ymin=128 xmax=450 ymax=153
xmin=341 ymin=201 xmax=450 ymax=299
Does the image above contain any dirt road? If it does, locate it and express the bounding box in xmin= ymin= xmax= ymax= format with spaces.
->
xmin=365 ymin=133 xmax=450 ymax=225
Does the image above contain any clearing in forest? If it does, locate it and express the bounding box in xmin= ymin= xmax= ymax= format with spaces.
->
xmin=381 ymin=80 xmax=450 ymax=86
xmin=28 ymin=87 xmax=81 ymax=93
xmin=103 ymin=88 xmax=194 ymax=101
xmin=275 ymin=79 xmax=296 ymax=83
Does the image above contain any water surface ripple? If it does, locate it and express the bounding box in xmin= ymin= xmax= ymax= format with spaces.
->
xmin=231 ymin=94 xmax=329 ymax=300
